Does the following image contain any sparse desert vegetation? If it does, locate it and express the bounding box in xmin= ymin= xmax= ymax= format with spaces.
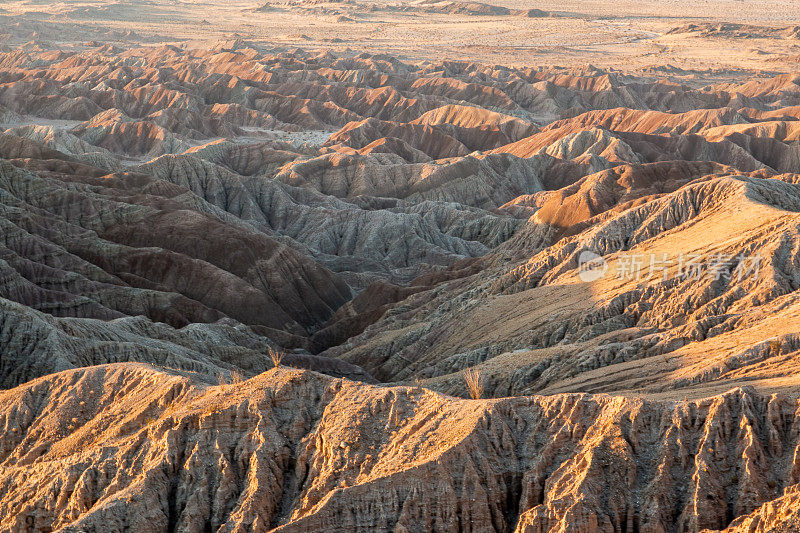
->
xmin=462 ymin=366 xmax=484 ymax=399
xmin=268 ymin=347 xmax=286 ymax=369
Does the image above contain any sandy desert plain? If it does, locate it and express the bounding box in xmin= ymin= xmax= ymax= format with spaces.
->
xmin=2 ymin=0 xmax=800 ymax=531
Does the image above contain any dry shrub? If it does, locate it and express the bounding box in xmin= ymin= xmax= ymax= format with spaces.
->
xmin=218 ymin=370 xmax=244 ymax=386
xmin=463 ymin=367 xmax=484 ymax=400
xmin=269 ymin=347 xmax=285 ymax=368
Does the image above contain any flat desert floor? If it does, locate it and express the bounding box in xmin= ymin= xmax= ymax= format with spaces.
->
xmin=1 ymin=0 xmax=799 ymax=74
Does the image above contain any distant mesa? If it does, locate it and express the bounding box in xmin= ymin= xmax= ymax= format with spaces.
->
xmin=411 ymin=0 xmax=548 ymax=17
xmin=252 ymin=2 xmax=286 ymax=13
xmin=668 ymin=22 xmax=800 ymax=40
xmin=416 ymin=0 xmax=511 ymax=16
xmin=518 ymin=8 xmax=549 ymax=17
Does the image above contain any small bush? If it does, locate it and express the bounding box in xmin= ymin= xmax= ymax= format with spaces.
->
xmin=463 ymin=367 xmax=484 ymax=400
xmin=268 ymin=347 xmax=285 ymax=368
xmin=218 ymin=370 xmax=244 ymax=386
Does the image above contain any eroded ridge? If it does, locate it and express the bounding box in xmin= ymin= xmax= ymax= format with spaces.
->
xmin=1 ymin=365 xmax=800 ymax=532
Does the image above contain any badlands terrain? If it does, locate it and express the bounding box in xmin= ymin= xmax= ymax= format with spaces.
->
xmin=2 ymin=0 xmax=800 ymax=531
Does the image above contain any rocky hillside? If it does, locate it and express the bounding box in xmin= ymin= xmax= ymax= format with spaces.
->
xmin=1 ymin=364 xmax=799 ymax=532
